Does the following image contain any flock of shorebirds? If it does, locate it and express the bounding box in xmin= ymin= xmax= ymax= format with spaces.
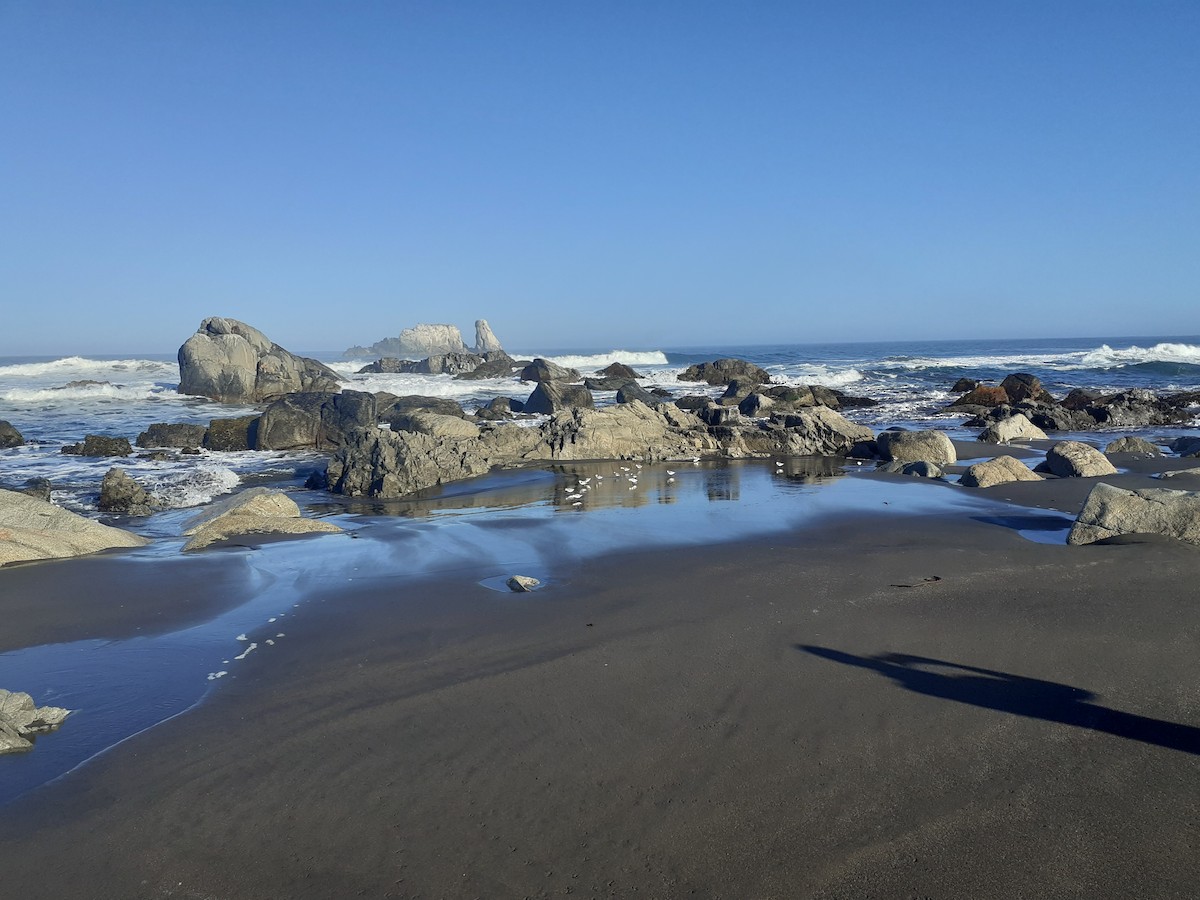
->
xmin=560 ymin=456 xmax=792 ymax=507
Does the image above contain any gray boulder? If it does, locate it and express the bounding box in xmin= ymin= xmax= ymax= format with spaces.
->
xmin=0 ymin=690 xmax=72 ymax=755
xmin=181 ymin=488 xmax=343 ymax=551
xmin=474 ymin=397 xmax=525 ymax=420
xmin=616 ymin=383 xmax=667 ymax=406
xmin=474 ymin=319 xmax=504 ymax=353
xmin=598 ymin=362 xmax=642 ymax=380
xmin=0 ymin=420 xmax=23 ymax=449
xmin=878 ymin=460 xmax=945 ymax=479
xmin=61 ymin=434 xmax=133 ymax=457
xmin=506 ymin=575 xmax=540 ymax=592
xmin=765 ymin=408 xmax=875 ymax=457
xmin=16 ymin=478 xmax=52 ymax=502
xmin=738 ymin=392 xmax=776 ymax=417
xmin=524 ymin=382 xmax=594 ymax=415
xmin=0 ymin=489 xmax=149 ymax=566
xmin=520 ymin=358 xmax=581 ymax=383
xmin=455 ymin=352 xmax=518 ymax=381
xmin=356 ymin=358 xmax=417 ymax=374
xmin=678 ymin=358 xmax=772 ymax=387
xmin=178 ymin=317 xmax=341 ymax=402
xmin=98 ymin=468 xmax=160 ymax=516
xmin=203 ymin=416 xmax=260 ymax=451
xmin=1105 ymin=436 xmax=1162 ymax=456
xmin=977 ymin=413 xmax=1048 ymax=444
xmin=960 ymin=456 xmax=1043 ymax=488
xmin=1045 ymin=441 xmax=1118 ymax=478
xmin=396 ymin=324 xmax=468 ymax=356
xmin=1170 ymin=436 xmax=1200 ymax=458
xmin=415 ymin=352 xmax=484 ymax=376
xmin=697 ymin=402 xmax=742 ymax=426
xmin=325 ymin=428 xmax=499 ymax=498
xmin=400 ymin=412 xmax=482 ymax=441
xmin=136 ymin=423 xmax=208 ymax=449
xmin=255 ymin=391 xmax=377 ymax=451
xmin=1068 ymin=482 xmax=1200 ymax=546
xmin=876 ymin=429 xmax=956 ymax=466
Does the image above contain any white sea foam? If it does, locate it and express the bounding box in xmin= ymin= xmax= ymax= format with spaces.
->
xmin=140 ymin=463 xmax=242 ymax=509
xmin=1078 ymin=342 xmax=1200 ymax=368
xmin=541 ymin=350 xmax=670 ymax=370
xmin=771 ymin=365 xmax=865 ymax=389
xmin=0 ymin=382 xmax=176 ymax=403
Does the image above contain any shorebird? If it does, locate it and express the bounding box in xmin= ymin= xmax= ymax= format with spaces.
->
xmin=776 ymin=460 xmax=785 ymax=467
xmin=566 ymin=493 xmax=583 ymax=500
xmin=666 ymin=470 xmax=675 ymax=475
xmin=667 ymin=477 xmax=675 ymax=483
xmin=573 ymin=501 xmax=582 ymax=506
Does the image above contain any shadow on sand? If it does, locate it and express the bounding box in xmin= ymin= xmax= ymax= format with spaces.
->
xmin=799 ymin=645 xmax=1200 ymax=755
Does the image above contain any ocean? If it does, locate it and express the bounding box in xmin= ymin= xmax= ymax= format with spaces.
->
xmin=2 ymin=334 xmax=1199 ymax=514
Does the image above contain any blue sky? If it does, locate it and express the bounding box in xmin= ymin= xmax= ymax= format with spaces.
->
xmin=2 ymin=1 xmax=1198 ymax=354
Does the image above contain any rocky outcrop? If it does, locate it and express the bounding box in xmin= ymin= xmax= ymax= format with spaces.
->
xmin=526 ymin=403 xmax=716 ymax=462
xmin=1044 ymin=441 xmax=1118 ymax=478
xmin=1000 ymin=373 xmax=1054 ymax=404
xmin=0 ymin=421 xmax=23 ymax=449
xmin=1105 ymin=436 xmax=1162 ymax=456
xmin=255 ymin=391 xmax=377 ymax=451
xmin=616 ymin=383 xmax=667 ymax=406
xmin=178 ymin=317 xmax=341 ymax=403
xmin=1170 ymin=437 xmax=1200 ymax=458
xmin=324 ymin=428 xmax=501 ymax=498
xmin=960 ymin=456 xmax=1043 ymax=488
xmin=957 ymin=382 xmax=1190 ymax=432
xmin=598 ymin=362 xmax=642 ymax=380
xmin=380 ymin=396 xmax=467 ymax=431
xmin=0 ymin=690 xmax=72 ymax=754
xmin=0 ymin=489 xmax=149 ymax=566
xmin=400 ymin=412 xmax=481 ymax=441
xmin=524 ymin=383 xmax=594 ymax=415
xmin=977 ymin=413 xmax=1048 ymax=444
xmin=203 ymin=416 xmax=260 ymax=451
xmin=455 ymin=352 xmax=518 ymax=381
xmin=1068 ymin=483 xmax=1200 ymax=546
xmin=876 ymin=429 xmax=956 ymax=466
xmin=15 ymin=478 xmax=52 ymax=502
xmin=679 ymin=358 xmax=772 ymax=387
xmin=61 ymin=435 xmax=133 ymax=457
xmin=520 ymin=358 xmax=581 ymax=383
xmin=474 ymin=320 xmax=503 ymax=353
xmin=136 ymin=423 xmax=208 ymax=449
xmin=952 ymin=385 xmax=1009 ymax=408
xmin=181 ymin=488 xmax=343 ymax=551
xmin=474 ymin=397 xmax=525 ymax=420
xmin=98 ymin=468 xmax=159 ymax=516
xmin=763 ymin=408 xmax=875 ymax=457
xmin=398 ymin=324 xmax=468 ymax=356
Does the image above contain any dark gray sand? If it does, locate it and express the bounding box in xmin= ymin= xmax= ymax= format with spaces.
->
xmin=2 ymin=478 xmax=1199 ymax=898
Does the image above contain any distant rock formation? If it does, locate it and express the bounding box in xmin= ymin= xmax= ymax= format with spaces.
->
xmin=178 ymin=317 xmax=341 ymax=403
xmin=474 ymin=319 xmax=503 ymax=353
xmin=345 ymin=320 xmax=505 ymax=358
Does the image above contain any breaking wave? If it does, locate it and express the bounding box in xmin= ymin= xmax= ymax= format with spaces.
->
xmin=1078 ymin=342 xmax=1200 ymax=369
xmin=542 ymin=350 xmax=670 ymax=370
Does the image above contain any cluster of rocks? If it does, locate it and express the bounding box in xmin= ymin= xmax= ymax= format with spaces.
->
xmin=345 ymin=320 xmax=504 ymax=360
xmin=949 ymin=372 xmax=1196 ymax=431
xmin=1 ymin=690 xmax=72 ymax=754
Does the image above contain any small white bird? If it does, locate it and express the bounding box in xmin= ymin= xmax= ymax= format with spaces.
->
xmin=666 ymin=470 xmax=675 ymax=476
xmin=635 ymin=464 xmax=643 ymax=469
xmin=691 ymin=456 xmax=700 ymax=463
xmin=566 ymin=493 xmax=583 ymax=500
xmin=579 ymin=478 xmax=591 ymax=485
xmin=667 ymin=477 xmax=675 ymax=483
xmin=573 ymin=501 xmax=583 ymax=506
xmin=776 ymin=460 xmax=785 ymax=467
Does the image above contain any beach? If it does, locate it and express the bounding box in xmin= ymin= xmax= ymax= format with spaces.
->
xmin=1 ymin=460 xmax=1198 ymax=899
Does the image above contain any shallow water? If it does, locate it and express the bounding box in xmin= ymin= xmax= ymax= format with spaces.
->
xmin=0 ymin=459 xmax=1070 ymax=805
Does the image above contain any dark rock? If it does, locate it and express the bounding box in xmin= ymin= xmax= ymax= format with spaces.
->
xmin=598 ymin=362 xmax=642 ymax=380
xmin=1164 ymin=390 xmax=1200 ymax=409
xmin=878 ymin=460 xmax=945 ymax=479
xmin=1000 ymin=373 xmax=1054 ymax=404
xmin=951 ymin=385 xmax=1009 ymax=408
xmin=380 ymin=396 xmax=467 ymax=431
xmin=256 ymin=391 xmax=377 ymax=451
xmin=17 ymin=478 xmax=52 ymax=502
xmin=698 ymin=402 xmax=741 ymax=426
xmin=1060 ymin=388 xmax=1101 ymax=410
xmin=136 ymin=423 xmax=209 ymax=449
xmin=951 ymin=378 xmax=980 ymax=393
xmin=616 ymin=383 xmax=666 ymax=406
xmin=61 ymin=434 xmax=133 ymax=457
xmin=584 ymin=376 xmax=637 ymax=392
xmin=455 ymin=352 xmax=517 ymax=381
xmin=1105 ymin=436 xmax=1162 ymax=456
xmin=98 ymin=467 xmax=159 ymax=516
xmin=674 ymin=395 xmax=711 ymax=411
xmin=524 ymin=382 xmax=594 ymax=415
xmin=738 ymin=393 xmax=775 ymax=417
xmin=0 ymin=421 xmax=25 ymax=448
xmin=415 ymin=352 xmax=485 ymax=376
xmin=474 ymin=397 xmax=525 ymax=420
xmin=520 ymin=358 xmax=581 ymax=383
xmin=356 ymin=358 xmax=417 ymax=374
xmin=720 ymin=378 xmax=761 ymax=402
xmin=680 ymin=359 xmax=772 ymax=387
xmin=1170 ymin=436 xmax=1200 ymax=458
xmin=203 ymin=416 xmax=260 ymax=452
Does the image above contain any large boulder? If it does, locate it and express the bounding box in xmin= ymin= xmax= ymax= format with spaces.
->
xmin=380 ymin=396 xmax=467 ymax=431
xmin=876 ymin=429 xmax=956 ymax=466
xmin=977 ymin=413 xmax=1048 ymax=444
xmin=178 ymin=317 xmax=341 ymax=403
xmin=1169 ymin=436 xmax=1200 ymax=458
xmin=136 ymin=423 xmax=208 ymax=449
xmin=61 ymin=434 xmax=133 ymax=457
xmin=598 ymin=362 xmax=642 ymax=380
xmin=520 ymin=358 xmax=581 ymax=383
xmin=0 ymin=421 xmax=23 ymax=449
xmin=679 ymin=358 xmax=772 ymax=387
xmin=400 ymin=412 xmax=482 ymax=441
xmin=255 ymin=391 xmax=377 ymax=451
xmin=951 ymin=385 xmax=1009 ymax=408
xmin=0 ymin=690 xmax=72 ymax=755
xmin=356 ymin=358 xmax=417 ymax=374
xmin=324 ymin=428 xmax=500 ymax=498
xmin=960 ymin=456 xmax=1044 ymax=488
xmin=455 ymin=352 xmax=518 ymax=381
xmin=616 ymin=383 xmax=667 ymax=406
xmin=473 ymin=397 xmax=525 ymax=421
xmin=1068 ymin=483 xmax=1200 ymax=546
xmin=415 ymin=352 xmax=484 ymax=376
xmin=766 ymin=408 xmax=875 ymax=457
xmin=525 ymin=402 xmax=716 ymax=462
xmin=524 ymin=382 xmax=594 ymax=415
xmin=1044 ymin=441 xmax=1118 ymax=478
xmin=1000 ymin=373 xmax=1054 ymax=404
xmin=0 ymin=489 xmax=149 ymax=566
xmin=474 ymin=319 xmax=503 ymax=353
xmin=98 ymin=468 xmax=160 ymax=516
xmin=181 ymin=488 xmax=343 ymax=551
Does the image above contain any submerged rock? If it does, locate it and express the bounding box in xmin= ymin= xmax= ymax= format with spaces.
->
xmin=61 ymin=434 xmax=133 ymax=457
xmin=136 ymin=423 xmax=208 ymax=449
xmin=178 ymin=317 xmax=341 ymax=403
xmin=0 ymin=420 xmax=24 ymax=449
xmin=98 ymin=468 xmax=160 ymax=516
xmin=181 ymin=487 xmax=343 ymax=551
xmin=0 ymin=690 xmax=72 ymax=754
xmin=506 ymin=575 xmax=540 ymax=592
xmin=0 ymin=489 xmax=149 ymax=566
xmin=1068 ymin=483 xmax=1200 ymax=546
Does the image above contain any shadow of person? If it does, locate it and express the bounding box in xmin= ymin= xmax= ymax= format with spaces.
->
xmin=799 ymin=645 xmax=1200 ymax=755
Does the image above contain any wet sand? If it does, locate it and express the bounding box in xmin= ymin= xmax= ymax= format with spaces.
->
xmin=1 ymin=472 xmax=1199 ymax=898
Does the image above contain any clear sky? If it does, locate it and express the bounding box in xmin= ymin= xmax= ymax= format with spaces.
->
xmin=2 ymin=1 xmax=1198 ymax=354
